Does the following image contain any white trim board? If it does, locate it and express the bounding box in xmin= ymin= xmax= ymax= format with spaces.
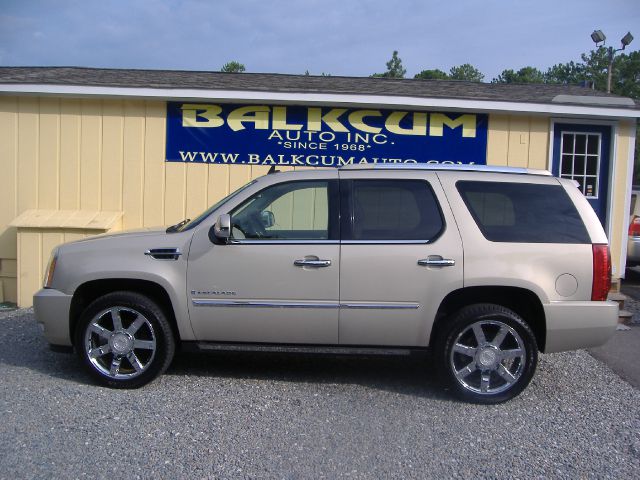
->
xmin=0 ymin=84 xmax=639 ymax=119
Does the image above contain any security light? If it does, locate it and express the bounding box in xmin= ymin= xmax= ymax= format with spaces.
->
xmin=591 ymin=30 xmax=606 ymax=44
xmin=621 ymin=32 xmax=634 ymax=48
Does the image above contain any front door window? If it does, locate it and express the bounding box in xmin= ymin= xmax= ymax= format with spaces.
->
xmin=230 ymin=181 xmax=334 ymax=241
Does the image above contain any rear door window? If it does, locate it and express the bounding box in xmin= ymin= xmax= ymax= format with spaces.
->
xmin=456 ymin=181 xmax=590 ymax=243
xmin=342 ymin=179 xmax=444 ymax=241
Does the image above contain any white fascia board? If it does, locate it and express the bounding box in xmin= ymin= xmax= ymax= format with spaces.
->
xmin=1 ymin=83 xmax=639 ymax=119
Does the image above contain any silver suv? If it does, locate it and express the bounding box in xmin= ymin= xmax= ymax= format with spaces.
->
xmin=34 ymin=164 xmax=618 ymax=403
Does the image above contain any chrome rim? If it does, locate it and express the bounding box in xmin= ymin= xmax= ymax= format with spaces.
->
xmin=84 ymin=307 xmax=157 ymax=380
xmin=449 ymin=320 xmax=526 ymax=395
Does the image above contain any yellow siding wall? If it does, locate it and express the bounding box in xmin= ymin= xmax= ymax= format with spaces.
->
xmin=486 ymin=115 xmax=550 ymax=169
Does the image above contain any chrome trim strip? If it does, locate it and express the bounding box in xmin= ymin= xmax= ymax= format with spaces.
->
xmin=340 ymin=303 xmax=420 ymax=310
xmin=192 ymin=299 xmax=420 ymax=310
xmin=230 ymin=240 xmax=339 ymax=245
xmin=192 ymin=299 xmax=340 ymax=308
xmin=341 ymin=240 xmax=430 ymax=245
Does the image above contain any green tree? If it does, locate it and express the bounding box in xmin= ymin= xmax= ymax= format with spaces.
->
xmin=492 ymin=66 xmax=545 ymax=84
xmin=220 ymin=61 xmax=246 ymax=73
xmin=610 ymin=50 xmax=640 ymax=99
xmin=371 ymin=50 xmax=406 ymax=78
xmin=448 ymin=63 xmax=484 ymax=82
xmin=544 ymin=60 xmax=585 ymax=85
xmin=414 ymin=69 xmax=449 ymax=80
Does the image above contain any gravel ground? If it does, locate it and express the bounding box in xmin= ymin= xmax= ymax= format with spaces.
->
xmin=623 ymin=294 xmax=640 ymax=325
xmin=0 ymin=310 xmax=639 ymax=479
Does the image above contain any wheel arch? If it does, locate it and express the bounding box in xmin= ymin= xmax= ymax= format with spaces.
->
xmin=430 ymin=286 xmax=546 ymax=352
xmin=69 ymin=279 xmax=181 ymax=346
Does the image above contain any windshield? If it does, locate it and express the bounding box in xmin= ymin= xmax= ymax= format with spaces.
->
xmin=172 ymin=180 xmax=257 ymax=232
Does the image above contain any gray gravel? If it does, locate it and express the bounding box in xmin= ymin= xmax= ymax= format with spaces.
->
xmin=0 ymin=310 xmax=639 ymax=479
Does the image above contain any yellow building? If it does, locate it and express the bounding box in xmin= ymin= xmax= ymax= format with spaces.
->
xmin=0 ymin=67 xmax=638 ymax=306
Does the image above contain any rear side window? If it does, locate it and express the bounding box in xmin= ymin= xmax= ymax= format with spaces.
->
xmin=343 ymin=179 xmax=444 ymax=241
xmin=456 ymin=181 xmax=590 ymax=243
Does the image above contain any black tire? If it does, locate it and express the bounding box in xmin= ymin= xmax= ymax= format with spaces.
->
xmin=435 ymin=303 xmax=538 ymax=404
xmin=75 ymin=291 xmax=175 ymax=389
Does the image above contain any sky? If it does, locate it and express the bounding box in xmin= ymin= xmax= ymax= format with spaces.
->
xmin=0 ymin=0 xmax=639 ymax=81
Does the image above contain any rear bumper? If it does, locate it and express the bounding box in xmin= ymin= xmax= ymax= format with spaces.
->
xmin=33 ymin=288 xmax=73 ymax=347
xmin=544 ymin=300 xmax=618 ymax=353
xmin=627 ymin=236 xmax=640 ymax=265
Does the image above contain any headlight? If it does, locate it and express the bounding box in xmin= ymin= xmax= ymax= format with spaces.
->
xmin=43 ymin=248 xmax=59 ymax=288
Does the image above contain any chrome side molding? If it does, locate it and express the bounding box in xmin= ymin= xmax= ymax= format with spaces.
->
xmin=192 ymin=299 xmax=419 ymax=310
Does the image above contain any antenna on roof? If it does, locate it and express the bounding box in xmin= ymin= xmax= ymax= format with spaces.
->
xmin=267 ymin=165 xmax=280 ymax=174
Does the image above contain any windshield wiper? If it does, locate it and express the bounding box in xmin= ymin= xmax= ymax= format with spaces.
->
xmin=166 ymin=218 xmax=190 ymax=233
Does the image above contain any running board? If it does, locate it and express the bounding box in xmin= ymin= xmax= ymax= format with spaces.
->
xmin=190 ymin=342 xmax=421 ymax=356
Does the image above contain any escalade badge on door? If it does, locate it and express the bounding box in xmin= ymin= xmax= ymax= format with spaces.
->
xmin=191 ymin=290 xmax=237 ymax=296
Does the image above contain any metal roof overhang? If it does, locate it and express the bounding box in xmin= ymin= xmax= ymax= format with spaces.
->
xmin=0 ymin=83 xmax=639 ymax=119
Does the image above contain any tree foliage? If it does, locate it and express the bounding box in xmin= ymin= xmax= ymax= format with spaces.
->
xmin=414 ymin=69 xmax=448 ymax=80
xmin=412 ymin=64 xmax=485 ymax=82
xmin=220 ymin=61 xmax=246 ymax=73
xmin=492 ymin=66 xmax=545 ymax=84
xmin=448 ymin=63 xmax=484 ymax=82
xmin=371 ymin=51 xmax=406 ymax=78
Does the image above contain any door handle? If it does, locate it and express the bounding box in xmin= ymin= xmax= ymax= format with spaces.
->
xmin=294 ymin=259 xmax=332 ymax=268
xmin=418 ymin=256 xmax=455 ymax=267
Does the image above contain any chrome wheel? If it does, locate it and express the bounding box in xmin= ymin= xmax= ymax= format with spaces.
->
xmin=84 ymin=306 xmax=157 ymax=380
xmin=449 ymin=320 xmax=526 ymax=395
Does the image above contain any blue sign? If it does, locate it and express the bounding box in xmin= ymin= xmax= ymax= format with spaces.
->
xmin=166 ymin=103 xmax=487 ymax=167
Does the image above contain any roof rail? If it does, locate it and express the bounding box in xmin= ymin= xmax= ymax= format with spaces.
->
xmin=339 ymin=163 xmax=552 ymax=176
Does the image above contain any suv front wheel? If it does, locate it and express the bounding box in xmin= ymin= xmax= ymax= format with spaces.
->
xmin=75 ymin=292 xmax=175 ymax=388
xmin=436 ymin=303 xmax=538 ymax=404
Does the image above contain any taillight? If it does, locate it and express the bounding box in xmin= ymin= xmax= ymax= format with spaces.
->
xmin=629 ymin=216 xmax=640 ymax=237
xmin=591 ymin=244 xmax=611 ymax=301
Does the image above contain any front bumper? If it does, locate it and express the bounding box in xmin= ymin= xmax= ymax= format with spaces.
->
xmin=544 ymin=300 xmax=618 ymax=353
xmin=33 ymin=288 xmax=73 ymax=347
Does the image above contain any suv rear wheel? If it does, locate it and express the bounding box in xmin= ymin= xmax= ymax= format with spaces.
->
xmin=75 ymin=291 xmax=175 ymax=388
xmin=436 ymin=303 xmax=538 ymax=404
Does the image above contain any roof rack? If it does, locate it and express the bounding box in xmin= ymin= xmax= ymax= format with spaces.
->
xmin=339 ymin=163 xmax=552 ymax=176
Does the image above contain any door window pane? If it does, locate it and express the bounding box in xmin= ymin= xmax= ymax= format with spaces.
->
xmin=231 ymin=181 xmax=330 ymax=240
xmin=346 ymin=180 xmax=444 ymax=241
xmin=574 ymin=134 xmax=587 ymax=154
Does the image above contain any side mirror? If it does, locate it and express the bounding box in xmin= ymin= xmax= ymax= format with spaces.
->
xmin=210 ymin=214 xmax=231 ymax=243
xmin=261 ymin=210 xmax=275 ymax=228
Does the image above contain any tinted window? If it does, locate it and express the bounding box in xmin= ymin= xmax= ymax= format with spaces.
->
xmin=344 ymin=180 xmax=444 ymax=241
xmin=457 ymin=181 xmax=590 ymax=243
xmin=231 ymin=181 xmax=336 ymax=240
